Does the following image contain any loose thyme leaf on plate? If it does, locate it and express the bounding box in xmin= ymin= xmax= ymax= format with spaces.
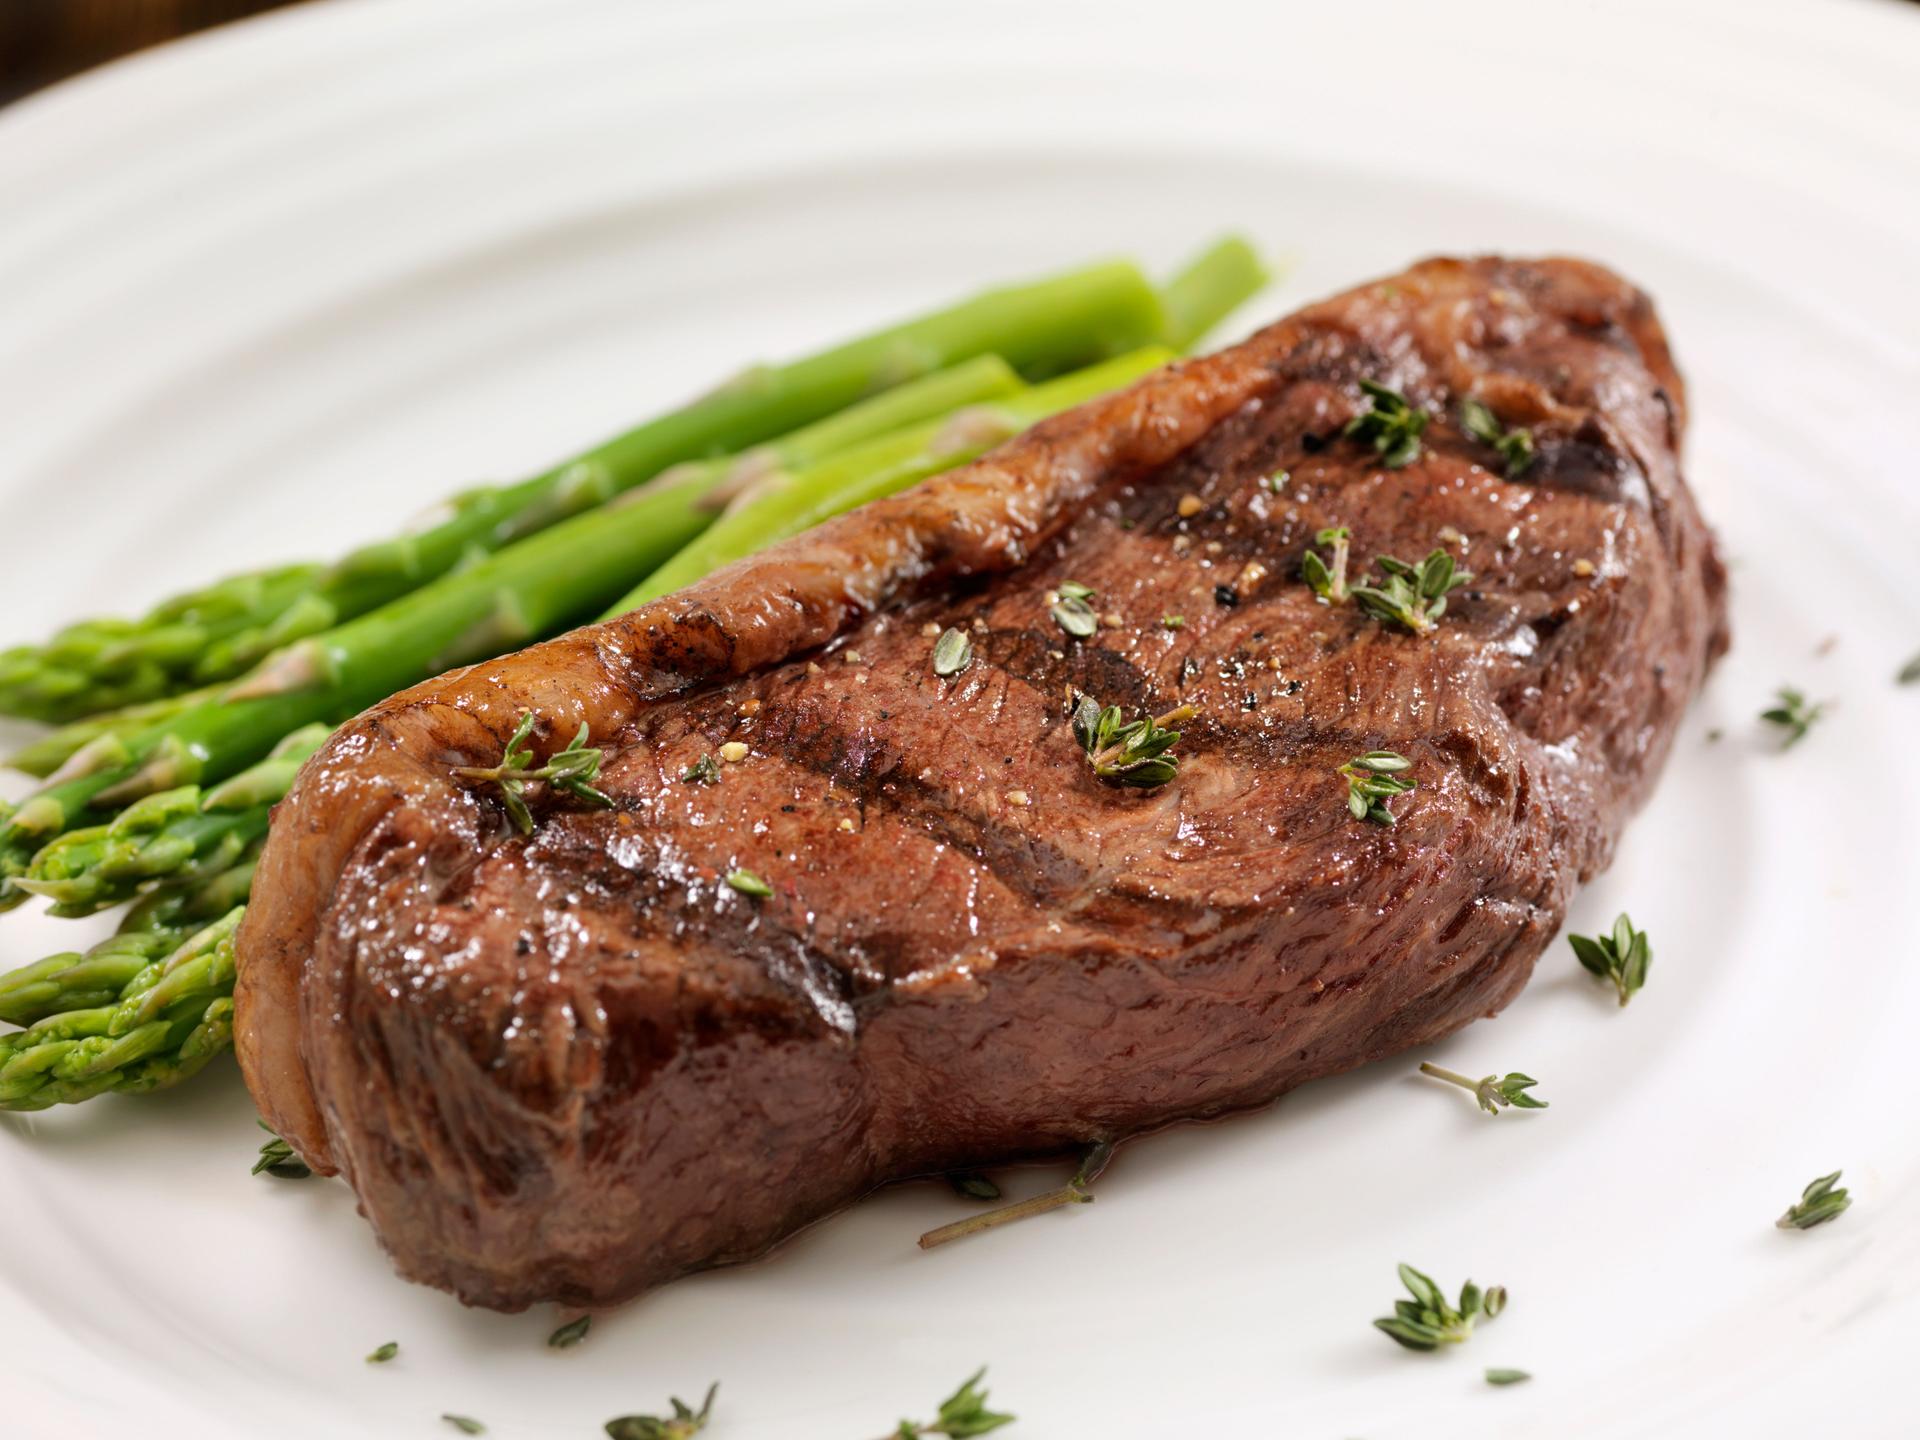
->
xmin=1068 ymin=692 xmax=1194 ymax=789
xmin=441 ymin=1417 xmax=485 ymax=1436
xmin=1899 ymin=652 xmax=1920 ymax=685
xmin=1485 ymin=1367 xmax=1532 ymax=1386
xmin=1351 ymin=548 xmax=1471 ymax=634
xmin=548 ymin=1314 xmax=591 ymax=1348
xmin=932 ymin=626 xmax=975 ymax=677
xmin=1302 ymin=525 xmax=1352 ymax=603
xmin=1339 ymin=750 xmax=1416 ymax=825
xmin=1418 ymin=1062 xmax=1547 ymax=1115
xmin=1568 ymin=912 xmax=1652 ymax=1006
xmin=893 ymin=1367 xmax=1017 ymax=1439
xmin=947 ymin=1171 xmax=1002 ymax=1201
xmin=604 ymin=1381 xmax=719 ymax=1440
xmin=919 ymin=1141 xmax=1112 ymax=1250
xmin=1460 ymin=397 xmax=1537 ymax=478
xmin=1777 ymin=1171 xmax=1852 ymax=1230
xmin=252 ymin=1120 xmax=312 ymax=1180
xmin=1343 ymin=378 xmax=1429 ymax=469
xmin=366 ymin=1341 xmax=399 ymax=1364
xmin=1373 ymin=1264 xmax=1506 ymax=1351
xmin=1760 ymin=686 xmax=1825 ymax=747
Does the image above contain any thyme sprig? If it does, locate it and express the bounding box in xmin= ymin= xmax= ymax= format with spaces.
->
xmin=889 ymin=1368 xmax=1017 ymax=1439
xmin=1344 ymin=379 xmax=1428 ymax=469
xmin=252 ymin=1120 xmax=311 ymax=1179
xmin=919 ymin=1141 xmax=1114 ymax=1250
xmin=1461 ymin=397 xmax=1536 ymax=477
xmin=1373 ymin=1264 xmax=1507 ymax=1351
xmin=604 ymin=1384 xmax=718 ymax=1440
xmin=1069 ymin=693 xmax=1195 ymax=789
xmin=1777 ymin=1171 xmax=1852 ymax=1230
xmin=454 ymin=713 xmax=613 ymax=834
xmin=1351 ymin=549 xmax=1471 ymax=634
xmin=1419 ymin=1063 xmax=1547 ymax=1115
xmin=1568 ymin=913 xmax=1651 ymax=1006
xmin=1760 ymin=686 xmax=1824 ymax=747
xmin=1340 ymin=750 xmax=1415 ymax=825
xmin=1302 ymin=526 xmax=1352 ymax=602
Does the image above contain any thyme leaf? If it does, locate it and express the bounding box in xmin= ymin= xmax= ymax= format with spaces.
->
xmin=1460 ymin=397 xmax=1537 ymax=477
xmin=1485 ymin=1368 xmax=1532 ymax=1386
xmin=1351 ymin=549 xmax=1471 ymax=634
xmin=1419 ymin=1063 xmax=1547 ymax=1115
xmin=1068 ymin=693 xmax=1194 ymax=789
xmin=548 ymin=1315 xmax=591 ymax=1348
xmin=947 ymin=1172 xmax=1002 ymax=1201
xmin=890 ymin=1368 xmax=1017 ymax=1438
xmin=1760 ymin=686 xmax=1824 ymax=747
xmin=933 ymin=627 xmax=975 ymax=678
xmin=454 ymin=713 xmax=614 ymax=833
xmin=1339 ymin=750 xmax=1415 ymax=825
xmin=252 ymin=1120 xmax=311 ymax=1180
xmin=1373 ymin=1264 xmax=1507 ymax=1351
xmin=441 ymin=1418 xmax=485 ymax=1436
xmin=1302 ymin=525 xmax=1352 ymax=603
xmin=366 ymin=1342 xmax=399 ymax=1364
xmin=1777 ymin=1171 xmax=1852 ymax=1230
xmin=680 ymin=754 xmax=720 ymax=786
xmin=1343 ymin=379 xmax=1429 ymax=469
xmin=724 ymin=868 xmax=772 ymax=898
xmin=605 ymin=1382 xmax=719 ymax=1440
xmin=1568 ymin=912 xmax=1651 ymax=1006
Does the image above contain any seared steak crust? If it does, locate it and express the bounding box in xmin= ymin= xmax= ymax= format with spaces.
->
xmin=235 ymin=257 xmax=1727 ymax=1311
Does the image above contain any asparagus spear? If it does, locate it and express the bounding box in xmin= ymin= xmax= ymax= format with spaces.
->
xmin=0 ymin=261 xmax=1164 ymax=723
xmin=0 ymin=350 xmax=1177 ymax=1106
xmin=12 ymin=726 xmax=331 ymax=917
xmin=5 ymin=684 xmax=225 ymax=779
xmin=2 ymin=363 xmax=1022 ymax=783
xmin=1160 ymin=234 xmax=1270 ymax=350
xmin=611 ymin=347 xmax=1176 ymax=613
xmin=0 ymin=928 xmax=187 ymax=1028
xmin=0 ymin=911 xmax=240 ymax=1110
xmin=0 ymin=462 xmax=723 ymax=905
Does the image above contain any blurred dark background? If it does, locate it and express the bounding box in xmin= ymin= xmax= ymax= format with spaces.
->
xmin=0 ymin=0 xmax=307 ymax=103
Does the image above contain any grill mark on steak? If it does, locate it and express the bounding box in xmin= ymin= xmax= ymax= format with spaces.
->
xmin=236 ymin=255 xmax=1728 ymax=1311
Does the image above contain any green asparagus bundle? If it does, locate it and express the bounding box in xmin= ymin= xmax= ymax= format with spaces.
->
xmin=0 ymin=350 xmax=1174 ymax=1110
xmin=0 ymin=356 xmax=1041 ymax=900
xmin=0 ymin=259 xmax=1168 ymax=723
xmin=12 ymin=725 xmax=332 ymax=917
xmin=0 ymin=236 xmax=1269 ymax=1110
xmin=0 ymin=912 xmax=241 ymax=1108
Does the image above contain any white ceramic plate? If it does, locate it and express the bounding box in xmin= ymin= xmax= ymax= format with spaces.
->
xmin=3 ymin=1 xmax=1918 ymax=1435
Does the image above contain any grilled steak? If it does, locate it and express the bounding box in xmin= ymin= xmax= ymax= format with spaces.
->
xmin=235 ymin=256 xmax=1728 ymax=1312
